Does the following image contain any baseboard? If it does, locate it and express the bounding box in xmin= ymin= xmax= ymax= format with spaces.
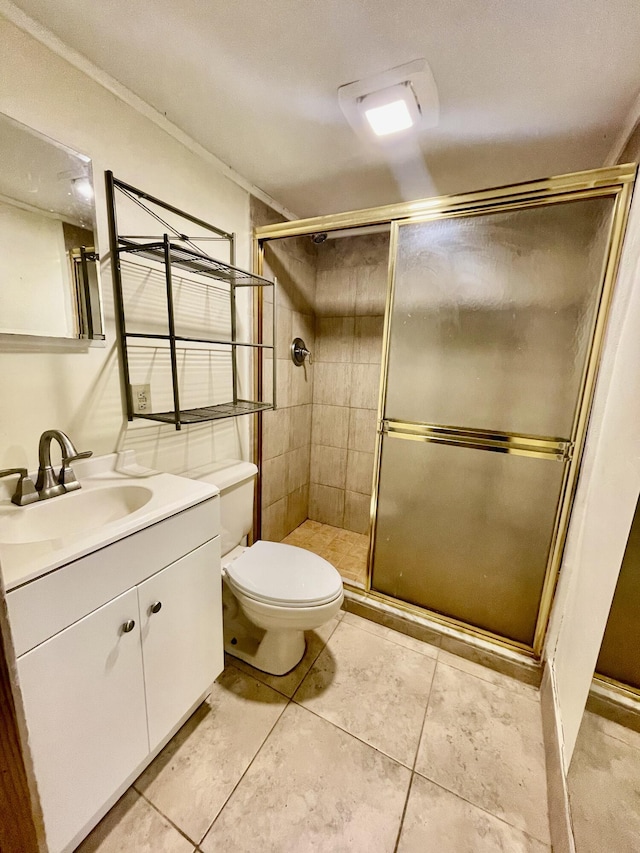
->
xmin=540 ymin=664 xmax=576 ymax=853
xmin=588 ymin=676 xmax=640 ymax=732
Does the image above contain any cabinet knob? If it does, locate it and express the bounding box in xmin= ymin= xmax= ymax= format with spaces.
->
xmin=121 ymin=620 xmax=136 ymax=633
xmin=150 ymin=601 xmax=162 ymax=614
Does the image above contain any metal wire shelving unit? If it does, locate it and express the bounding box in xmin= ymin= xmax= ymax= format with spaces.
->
xmin=105 ymin=172 xmax=276 ymax=430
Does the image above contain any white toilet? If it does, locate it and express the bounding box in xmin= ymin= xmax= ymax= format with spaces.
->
xmin=195 ymin=459 xmax=344 ymax=675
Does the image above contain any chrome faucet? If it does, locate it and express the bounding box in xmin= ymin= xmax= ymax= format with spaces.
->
xmin=35 ymin=430 xmax=93 ymax=501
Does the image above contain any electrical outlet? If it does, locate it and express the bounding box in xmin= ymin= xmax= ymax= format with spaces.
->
xmin=131 ymin=384 xmax=152 ymax=414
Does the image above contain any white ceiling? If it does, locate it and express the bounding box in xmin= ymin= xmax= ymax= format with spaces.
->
xmin=11 ymin=0 xmax=640 ymax=217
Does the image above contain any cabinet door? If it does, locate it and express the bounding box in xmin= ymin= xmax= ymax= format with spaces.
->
xmin=17 ymin=588 xmax=148 ymax=853
xmin=138 ymin=537 xmax=223 ymax=749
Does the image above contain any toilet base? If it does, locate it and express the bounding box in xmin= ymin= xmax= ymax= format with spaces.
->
xmin=223 ymin=584 xmax=307 ymax=675
xmin=224 ymin=623 xmax=307 ymax=676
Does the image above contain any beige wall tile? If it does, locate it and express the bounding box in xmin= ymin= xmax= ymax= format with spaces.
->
xmin=262 ymin=497 xmax=287 ymax=542
xmin=315 ymin=317 xmax=354 ymax=363
xmin=309 ymin=483 xmax=345 ymax=527
xmin=344 ymin=490 xmax=371 ymax=534
xmin=275 ymin=358 xmax=292 ymax=408
xmin=355 ymin=264 xmax=388 ymax=316
xmin=262 ymin=454 xmax=287 ymax=508
xmin=263 ymin=355 xmax=274 ymax=404
xmin=286 ymin=444 xmax=311 ymax=493
xmin=290 ymin=360 xmax=313 ymax=405
xmin=346 ymin=450 xmax=375 ymax=495
xmin=289 ymin=404 xmax=312 ymax=450
xmin=286 ymin=484 xmax=309 ymax=534
xmin=315 ymin=268 xmax=357 ymax=316
xmin=312 ymin=404 xmax=350 ymax=448
xmin=350 ymin=363 xmax=381 ymax=410
xmin=265 ymin=245 xmax=316 ymax=315
xmin=263 ymin=300 xmax=275 ymax=351
xmin=263 ymin=406 xmax=290 ymax=459
xmin=291 ymin=311 xmax=315 ymax=351
xmin=311 ymin=444 xmax=348 ymax=489
xmin=276 ymin=306 xmax=292 ymax=359
xmin=354 ymin=315 xmax=385 ymax=364
xmin=313 ymin=362 xmax=352 ymax=407
xmin=348 ymin=408 xmax=378 ymax=453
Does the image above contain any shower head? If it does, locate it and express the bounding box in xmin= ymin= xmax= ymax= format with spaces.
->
xmin=311 ymin=232 xmax=328 ymax=244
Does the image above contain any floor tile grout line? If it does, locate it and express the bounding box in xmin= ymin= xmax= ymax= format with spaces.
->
xmin=289 ymin=698 xmax=418 ymax=772
xmin=136 ymin=787 xmax=202 ymax=849
xmin=410 ymin=655 xmax=438 ymax=773
xmin=389 ymin=646 xmax=441 ymax=851
xmin=411 ymin=770 xmax=552 ymax=848
xmin=392 ymin=772 xmax=416 ymax=853
xmin=195 ymin=696 xmax=292 ymax=848
xmin=414 ymin=657 xmax=551 ymax=847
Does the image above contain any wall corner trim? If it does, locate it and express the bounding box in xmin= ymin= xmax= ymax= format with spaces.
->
xmin=540 ymin=662 xmax=577 ymax=853
xmin=0 ymin=0 xmax=298 ymax=223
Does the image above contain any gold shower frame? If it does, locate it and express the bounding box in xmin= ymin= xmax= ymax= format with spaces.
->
xmin=253 ymin=164 xmax=636 ymax=658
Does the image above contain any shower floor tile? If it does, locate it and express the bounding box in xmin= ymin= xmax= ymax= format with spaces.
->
xmin=281 ymin=520 xmax=368 ymax=587
xmin=76 ymin=614 xmax=553 ymax=853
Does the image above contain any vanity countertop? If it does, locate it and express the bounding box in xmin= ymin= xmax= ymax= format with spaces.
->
xmin=0 ymin=452 xmax=218 ymax=591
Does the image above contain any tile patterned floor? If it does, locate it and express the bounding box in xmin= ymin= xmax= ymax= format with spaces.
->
xmin=568 ymin=710 xmax=640 ymax=853
xmin=78 ymin=611 xmax=551 ymax=852
xmin=281 ymin=519 xmax=368 ymax=587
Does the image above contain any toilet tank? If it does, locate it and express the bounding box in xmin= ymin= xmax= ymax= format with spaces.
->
xmin=186 ymin=459 xmax=257 ymax=557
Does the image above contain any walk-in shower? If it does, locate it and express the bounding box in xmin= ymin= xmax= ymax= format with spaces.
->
xmin=254 ymin=164 xmax=635 ymax=657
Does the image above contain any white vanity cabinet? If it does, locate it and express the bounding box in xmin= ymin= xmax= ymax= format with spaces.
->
xmin=138 ymin=537 xmax=222 ymax=749
xmin=9 ymin=497 xmax=223 ymax=853
xmin=17 ymin=588 xmax=150 ymax=853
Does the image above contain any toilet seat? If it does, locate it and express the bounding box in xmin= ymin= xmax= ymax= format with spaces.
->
xmin=224 ymin=540 xmax=343 ymax=608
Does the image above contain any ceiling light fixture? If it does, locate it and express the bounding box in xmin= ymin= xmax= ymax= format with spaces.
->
xmin=361 ymin=83 xmax=421 ymax=137
xmin=338 ymin=59 xmax=439 ymax=143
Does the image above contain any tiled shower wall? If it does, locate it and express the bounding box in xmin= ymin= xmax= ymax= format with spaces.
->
xmin=309 ymin=233 xmax=389 ymax=534
xmin=250 ymin=197 xmax=316 ymax=542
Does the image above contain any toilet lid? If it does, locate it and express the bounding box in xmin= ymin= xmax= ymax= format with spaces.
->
xmin=224 ymin=540 xmax=343 ymax=607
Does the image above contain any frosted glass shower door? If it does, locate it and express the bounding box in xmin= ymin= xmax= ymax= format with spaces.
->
xmin=372 ymin=197 xmax=617 ymax=646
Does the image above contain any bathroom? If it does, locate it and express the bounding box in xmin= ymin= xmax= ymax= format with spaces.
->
xmin=2 ymin=3 xmax=640 ymax=853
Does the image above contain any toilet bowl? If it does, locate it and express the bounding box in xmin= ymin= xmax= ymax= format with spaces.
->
xmin=188 ymin=460 xmax=344 ymax=675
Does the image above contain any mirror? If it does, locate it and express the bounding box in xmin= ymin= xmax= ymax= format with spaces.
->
xmin=0 ymin=113 xmax=104 ymax=341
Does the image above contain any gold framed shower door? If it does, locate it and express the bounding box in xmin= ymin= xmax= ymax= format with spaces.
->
xmin=253 ymin=163 xmax=636 ymax=658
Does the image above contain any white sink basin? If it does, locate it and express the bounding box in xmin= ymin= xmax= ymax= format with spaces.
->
xmin=0 ymin=453 xmax=219 ymax=591
xmin=0 ymin=485 xmax=153 ymax=545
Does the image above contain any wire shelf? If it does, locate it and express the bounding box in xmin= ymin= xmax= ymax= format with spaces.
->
xmin=118 ymin=239 xmax=273 ymax=287
xmin=134 ymin=400 xmax=273 ymax=425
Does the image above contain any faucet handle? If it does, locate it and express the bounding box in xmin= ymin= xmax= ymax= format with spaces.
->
xmin=0 ymin=468 xmax=40 ymax=506
xmin=58 ymin=450 xmax=93 ymax=492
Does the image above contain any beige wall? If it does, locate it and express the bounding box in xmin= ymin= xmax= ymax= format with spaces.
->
xmin=0 ymin=15 xmax=255 ymax=481
xmin=253 ymin=199 xmax=317 ymax=542
xmin=309 ymin=233 xmax=388 ymax=534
